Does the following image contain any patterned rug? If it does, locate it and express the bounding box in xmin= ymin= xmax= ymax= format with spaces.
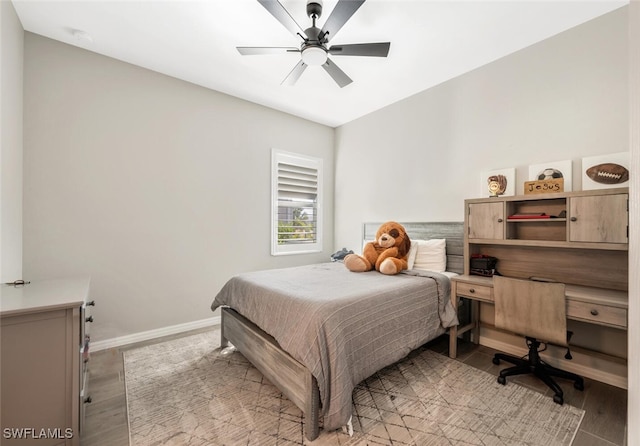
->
xmin=124 ymin=330 xmax=584 ymax=445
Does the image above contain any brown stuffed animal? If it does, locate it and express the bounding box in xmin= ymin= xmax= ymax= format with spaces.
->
xmin=344 ymin=221 xmax=411 ymax=275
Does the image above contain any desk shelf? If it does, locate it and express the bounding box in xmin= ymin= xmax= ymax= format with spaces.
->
xmin=506 ymin=218 xmax=567 ymax=222
xmin=468 ymin=238 xmax=629 ymax=251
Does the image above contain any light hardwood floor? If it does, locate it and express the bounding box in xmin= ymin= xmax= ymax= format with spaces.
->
xmin=81 ymin=328 xmax=627 ymax=446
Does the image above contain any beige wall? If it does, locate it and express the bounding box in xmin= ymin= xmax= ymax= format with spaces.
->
xmin=22 ymin=34 xmax=334 ymax=341
xmin=333 ymin=3 xmax=631 ymax=390
xmin=334 ymin=7 xmax=629 ymax=253
xmin=0 ymin=0 xmax=23 ymax=282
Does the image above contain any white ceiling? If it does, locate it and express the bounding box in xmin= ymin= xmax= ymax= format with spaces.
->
xmin=12 ymin=0 xmax=628 ymax=127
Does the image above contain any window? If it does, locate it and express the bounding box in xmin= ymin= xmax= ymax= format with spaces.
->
xmin=271 ymin=150 xmax=323 ymax=255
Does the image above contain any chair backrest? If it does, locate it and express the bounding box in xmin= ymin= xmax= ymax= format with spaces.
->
xmin=493 ymin=276 xmax=567 ymax=346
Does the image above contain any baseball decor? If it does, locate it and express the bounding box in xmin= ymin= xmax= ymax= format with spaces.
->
xmin=487 ymin=174 xmax=508 ymax=197
xmin=481 ymin=168 xmax=515 ymax=197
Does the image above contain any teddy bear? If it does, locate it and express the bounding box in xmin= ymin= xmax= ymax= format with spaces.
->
xmin=344 ymin=221 xmax=411 ymax=275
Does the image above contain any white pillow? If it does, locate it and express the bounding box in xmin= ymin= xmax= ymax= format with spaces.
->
xmin=409 ymin=239 xmax=447 ymax=272
xmin=406 ymin=239 xmax=422 ymax=269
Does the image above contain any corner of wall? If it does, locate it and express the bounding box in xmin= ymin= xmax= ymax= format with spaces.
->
xmin=0 ymin=0 xmax=24 ymax=282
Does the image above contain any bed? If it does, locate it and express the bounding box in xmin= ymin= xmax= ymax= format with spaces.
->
xmin=210 ymin=222 xmax=464 ymax=441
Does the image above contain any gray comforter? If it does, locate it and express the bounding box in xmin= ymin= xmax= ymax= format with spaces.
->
xmin=211 ymin=262 xmax=458 ymax=431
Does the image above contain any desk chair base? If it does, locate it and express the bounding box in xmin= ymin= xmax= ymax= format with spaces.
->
xmin=492 ymin=337 xmax=584 ymax=405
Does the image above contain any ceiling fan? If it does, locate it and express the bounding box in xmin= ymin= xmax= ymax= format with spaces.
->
xmin=237 ymin=0 xmax=390 ymax=88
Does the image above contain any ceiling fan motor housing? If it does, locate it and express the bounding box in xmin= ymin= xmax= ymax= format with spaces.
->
xmin=303 ymin=26 xmax=324 ymax=44
xmin=306 ymin=1 xmax=323 ymax=19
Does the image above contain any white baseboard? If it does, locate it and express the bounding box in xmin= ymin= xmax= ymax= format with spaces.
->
xmin=91 ymin=316 xmax=221 ymax=352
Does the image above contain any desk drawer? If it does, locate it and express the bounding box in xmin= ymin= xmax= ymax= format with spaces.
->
xmin=567 ymin=301 xmax=627 ymax=329
xmin=456 ymin=283 xmax=493 ymax=302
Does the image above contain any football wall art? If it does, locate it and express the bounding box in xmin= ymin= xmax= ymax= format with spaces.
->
xmin=528 ymin=160 xmax=572 ymax=192
xmin=581 ymin=152 xmax=630 ymax=190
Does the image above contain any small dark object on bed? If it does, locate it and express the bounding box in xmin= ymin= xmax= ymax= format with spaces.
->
xmin=331 ymin=248 xmax=353 ymax=262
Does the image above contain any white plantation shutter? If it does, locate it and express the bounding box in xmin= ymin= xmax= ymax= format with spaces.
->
xmin=271 ymin=150 xmax=323 ymax=255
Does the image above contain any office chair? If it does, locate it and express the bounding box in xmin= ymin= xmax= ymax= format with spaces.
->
xmin=491 ymin=276 xmax=584 ymax=405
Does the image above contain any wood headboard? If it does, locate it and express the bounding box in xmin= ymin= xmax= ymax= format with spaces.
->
xmin=362 ymin=222 xmax=465 ymax=274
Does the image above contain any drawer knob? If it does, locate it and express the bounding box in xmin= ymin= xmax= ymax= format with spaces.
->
xmin=469 ymin=288 xmax=475 ymax=293
xmin=84 ymin=396 xmax=92 ymax=404
xmin=590 ymin=309 xmax=599 ymax=316
xmin=570 ymin=217 xmax=578 ymax=222
xmin=86 ymin=316 xmax=94 ymax=323
xmin=87 ymin=300 xmax=96 ymax=306
xmin=497 ymin=219 xmax=503 ymax=223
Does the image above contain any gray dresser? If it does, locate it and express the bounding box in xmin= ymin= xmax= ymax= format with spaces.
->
xmin=1 ymin=278 xmax=92 ymax=446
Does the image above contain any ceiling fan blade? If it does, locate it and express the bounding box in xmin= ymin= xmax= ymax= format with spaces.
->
xmin=320 ymin=0 xmax=365 ymax=41
xmin=328 ymin=42 xmax=390 ymax=57
xmin=282 ymin=60 xmax=307 ymax=86
xmin=237 ymin=47 xmax=300 ymax=55
xmin=258 ymin=0 xmax=304 ymax=36
xmin=322 ymin=58 xmax=353 ymax=88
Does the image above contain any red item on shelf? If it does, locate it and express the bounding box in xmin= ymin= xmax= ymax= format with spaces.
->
xmin=508 ymin=213 xmax=551 ymax=219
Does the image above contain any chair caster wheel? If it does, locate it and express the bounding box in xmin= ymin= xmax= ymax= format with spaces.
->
xmin=553 ymin=394 xmax=564 ymax=405
xmin=574 ymin=380 xmax=584 ymax=391
xmin=492 ymin=357 xmax=500 ymax=365
xmin=497 ymin=376 xmax=506 ymax=385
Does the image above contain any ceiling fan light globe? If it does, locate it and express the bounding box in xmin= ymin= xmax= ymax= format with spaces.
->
xmin=301 ymin=47 xmax=327 ymax=66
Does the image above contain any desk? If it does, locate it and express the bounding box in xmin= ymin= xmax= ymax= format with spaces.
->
xmin=448 ymin=274 xmax=628 ymax=359
xmin=456 ymin=189 xmax=628 ymax=387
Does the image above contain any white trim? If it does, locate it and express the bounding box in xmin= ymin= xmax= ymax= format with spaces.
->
xmin=91 ymin=316 xmax=220 ymax=352
xmin=271 ymin=149 xmax=323 ymax=256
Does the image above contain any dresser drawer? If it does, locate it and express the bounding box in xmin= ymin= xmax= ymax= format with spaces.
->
xmin=456 ymin=283 xmax=493 ymax=302
xmin=567 ymin=300 xmax=627 ymax=329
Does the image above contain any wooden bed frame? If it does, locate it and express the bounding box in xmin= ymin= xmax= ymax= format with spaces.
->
xmin=220 ymin=222 xmax=464 ymax=441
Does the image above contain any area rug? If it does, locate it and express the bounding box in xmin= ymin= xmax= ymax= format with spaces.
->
xmin=124 ymin=330 xmax=584 ymax=446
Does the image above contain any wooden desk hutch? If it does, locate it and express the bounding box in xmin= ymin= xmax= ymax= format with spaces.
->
xmin=449 ymin=187 xmax=629 ymax=388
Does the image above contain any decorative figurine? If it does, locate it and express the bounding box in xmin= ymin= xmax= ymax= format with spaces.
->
xmin=488 ymin=174 xmax=507 ymax=197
